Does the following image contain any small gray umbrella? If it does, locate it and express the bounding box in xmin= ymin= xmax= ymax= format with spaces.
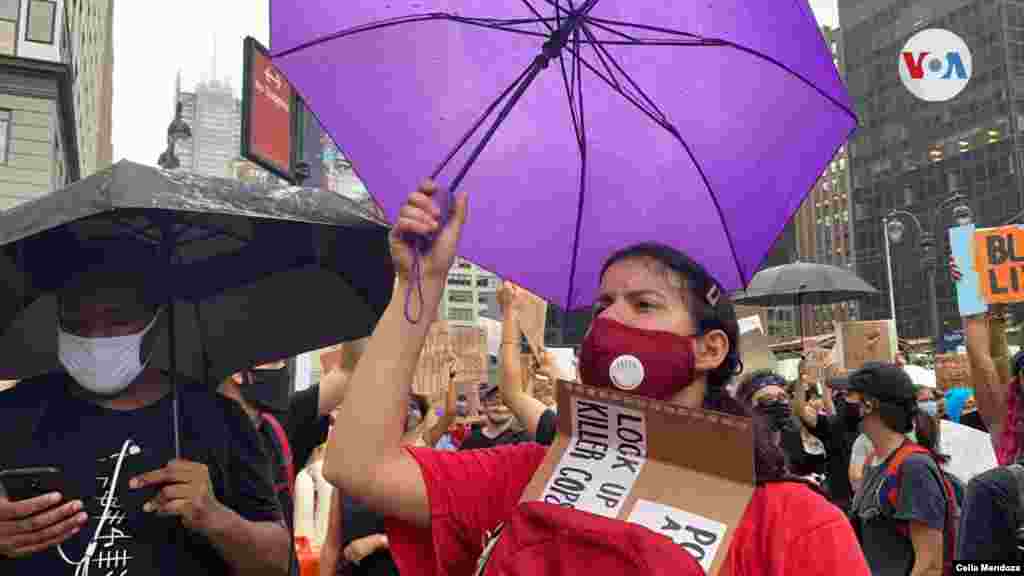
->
xmin=0 ymin=160 xmax=395 ymax=455
xmin=733 ymin=261 xmax=878 ymax=340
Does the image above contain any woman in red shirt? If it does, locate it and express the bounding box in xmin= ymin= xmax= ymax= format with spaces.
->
xmin=324 ymin=182 xmax=868 ymax=575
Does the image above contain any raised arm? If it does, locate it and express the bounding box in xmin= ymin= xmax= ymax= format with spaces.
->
xmin=323 ymin=181 xmax=468 ymax=528
xmin=965 ymin=313 xmax=1006 ymax=442
xmin=497 ymin=283 xmax=549 ymax=438
xmin=791 ymin=362 xmax=818 ymax=429
xmin=423 ymin=364 xmax=458 ymax=448
xmin=951 ymin=257 xmax=1007 ymax=441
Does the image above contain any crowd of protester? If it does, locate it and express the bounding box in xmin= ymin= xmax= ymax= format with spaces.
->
xmin=4 ymin=181 xmax=1024 ymax=575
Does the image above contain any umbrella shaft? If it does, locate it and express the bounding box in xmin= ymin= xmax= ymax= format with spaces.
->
xmin=447 ymin=1 xmax=597 ymax=195
xmin=447 ymin=60 xmax=545 ymax=195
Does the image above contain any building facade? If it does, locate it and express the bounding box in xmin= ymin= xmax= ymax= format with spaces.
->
xmin=839 ymin=0 xmax=1024 ymax=339
xmin=64 ymin=0 xmax=112 ymax=175
xmin=441 ymin=257 xmax=500 ymax=326
xmin=175 ymin=75 xmax=241 ymax=178
xmin=753 ymin=26 xmax=855 ymax=339
xmin=0 ymin=0 xmax=112 ymax=210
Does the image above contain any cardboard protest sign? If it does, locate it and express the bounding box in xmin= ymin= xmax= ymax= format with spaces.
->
xmin=547 ymin=347 xmax=579 ymax=383
xmin=737 ymin=324 xmax=777 ymax=375
xmin=412 ymin=322 xmax=455 ymax=396
xmin=737 ymin=314 xmax=763 ymax=336
xmin=950 ymin=225 xmax=988 ymax=316
xmin=520 ymin=380 xmax=755 ymax=574
xmin=802 ymin=346 xmax=832 ymax=386
xmin=939 ymin=420 xmax=996 ymax=485
xmin=935 ymin=353 xmax=971 ymax=391
xmin=833 ymin=320 xmax=897 ymax=371
xmin=973 ymin=224 xmax=1024 ymax=305
xmin=451 ymin=325 xmax=488 ymax=388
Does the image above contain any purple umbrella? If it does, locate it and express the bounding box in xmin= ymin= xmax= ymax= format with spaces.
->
xmin=271 ymin=1 xmax=856 ymax=309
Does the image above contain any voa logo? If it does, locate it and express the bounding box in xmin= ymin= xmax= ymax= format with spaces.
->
xmin=899 ymin=28 xmax=971 ymax=102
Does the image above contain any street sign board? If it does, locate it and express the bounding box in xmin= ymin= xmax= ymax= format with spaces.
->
xmin=241 ymin=37 xmax=295 ymax=182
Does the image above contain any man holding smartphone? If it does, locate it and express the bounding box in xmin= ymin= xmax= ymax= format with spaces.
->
xmin=0 ymin=240 xmax=290 ymax=575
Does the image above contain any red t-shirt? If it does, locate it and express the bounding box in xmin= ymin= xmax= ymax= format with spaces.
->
xmin=385 ymin=443 xmax=869 ymax=576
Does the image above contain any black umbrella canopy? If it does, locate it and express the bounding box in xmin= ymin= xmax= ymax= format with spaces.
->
xmin=732 ymin=261 xmax=878 ymax=307
xmin=0 ymin=160 xmax=395 ymax=384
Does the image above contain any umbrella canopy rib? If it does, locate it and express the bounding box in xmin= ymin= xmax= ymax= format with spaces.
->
xmin=272 ymin=14 xmax=560 ymax=58
xmin=564 ymin=25 xmax=588 ymax=318
xmin=581 ymin=17 xmax=856 ymax=121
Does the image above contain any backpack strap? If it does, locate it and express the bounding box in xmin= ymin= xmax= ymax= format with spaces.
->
xmin=260 ymin=412 xmax=296 ymax=496
xmin=884 ymin=442 xmax=958 ymax=576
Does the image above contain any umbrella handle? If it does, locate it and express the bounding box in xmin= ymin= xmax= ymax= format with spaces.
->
xmin=402 ymin=187 xmax=451 ymax=324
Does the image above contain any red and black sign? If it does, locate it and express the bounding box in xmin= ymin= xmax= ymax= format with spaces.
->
xmin=241 ymin=37 xmax=295 ymax=182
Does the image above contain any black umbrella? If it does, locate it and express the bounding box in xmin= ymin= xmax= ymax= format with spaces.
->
xmin=0 ymin=160 xmax=395 ymax=455
xmin=733 ymin=261 xmax=878 ymax=340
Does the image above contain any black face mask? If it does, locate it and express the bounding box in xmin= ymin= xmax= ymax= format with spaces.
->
xmin=960 ymin=410 xmax=986 ymax=432
xmin=239 ymin=368 xmax=291 ymax=413
xmin=756 ymin=399 xmax=796 ymax=433
xmin=836 ymin=396 xmax=863 ymax=426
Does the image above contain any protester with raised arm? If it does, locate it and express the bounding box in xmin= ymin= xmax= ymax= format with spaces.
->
xmin=322 ymin=180 xmax=866 ymax=576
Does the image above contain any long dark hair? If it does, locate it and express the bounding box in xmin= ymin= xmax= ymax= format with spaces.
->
xmin=913 ymin=411 xmax=951 ymax=465
xmin=601 ymin=243 xmax=788 ymax=483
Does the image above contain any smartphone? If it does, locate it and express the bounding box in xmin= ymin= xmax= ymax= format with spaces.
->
xmin=0 ymin=467 xmax=66 ymax=502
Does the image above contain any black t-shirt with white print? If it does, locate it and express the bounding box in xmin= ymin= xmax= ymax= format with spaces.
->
xmin=0 ymin=374 xmax=281 ymax=575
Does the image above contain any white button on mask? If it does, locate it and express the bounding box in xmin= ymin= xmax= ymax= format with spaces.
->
xmin=58 ymin=310 xmax=162 ymax=396
xmin=609 ymin=354 xmax=645 ymax=391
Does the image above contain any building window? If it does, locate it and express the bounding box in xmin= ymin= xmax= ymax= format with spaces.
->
xmin=26 ymin=0 xmax=56 ymax=44
xmin=477 ymin=277 xmax=490 ymax=288
xmin=447 ymin=308 xmax=474 ymax=322
xmin=0 ymin=109 xmax=11 ymax=164
xmin=448 ymin=290 xmax=474 ymax=304
xmin=448 ymin=274 xmax=471 ymax=287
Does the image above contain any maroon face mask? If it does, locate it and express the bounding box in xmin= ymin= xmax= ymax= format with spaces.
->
xmin=579 ymin=317 xmax=697 ymax=401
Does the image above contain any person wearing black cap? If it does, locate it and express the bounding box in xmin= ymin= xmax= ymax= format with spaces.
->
xmin=847 ymin=364 xmax=954 ymax=576
xmin=457 ymin=381 xmax=528 ymax=450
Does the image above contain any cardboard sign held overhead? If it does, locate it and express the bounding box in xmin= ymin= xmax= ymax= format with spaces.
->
xmin=935 ymin=353 xmax=971 ymax=391
xmin=451 ymin=325 xmax=488 ymax=387
xmin=520 ymin=380 xmax=755 ymax=575
xmin=973 ymin=224 xmax=1024 ymax=305
xmin=412 ymin=322 xmax=455 ymax=396
xmin=834 ymin=320 xmax=897 ymax=371
xmin=737 ymin=321 xmax=777 ymax=375
xmin=802 ymin=346 xmax=833 ymax=385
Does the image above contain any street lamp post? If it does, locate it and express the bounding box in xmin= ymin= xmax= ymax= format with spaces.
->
xmin=886 ymin=193 xmax=973 ymax=349
xmin=158 ymin=102 xmax=191 ymax=170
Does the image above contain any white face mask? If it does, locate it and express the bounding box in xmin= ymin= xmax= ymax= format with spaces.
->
xmin=58 ymin=310 xmax=161 ymax=396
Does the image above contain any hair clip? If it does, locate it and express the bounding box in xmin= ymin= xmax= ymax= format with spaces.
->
xmin=706 ymin=283 xmax=721 ymax=306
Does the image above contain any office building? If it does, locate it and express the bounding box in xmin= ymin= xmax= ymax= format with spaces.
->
xmin=839 ymin=0 xmax=1024 ymax=338
xmin=789 ymin=26 xmax=857 ymax=337
xmin=175 ymin=73 xmax=241 ymax=178
xmin=64 ymin=0 xmax=113 ymax=175
xmin=0 ymin=0 xmax=113 ymax=209
xmin=441 ymin=257 xmax=500 ymax=326
xmin=731 ymin=27 xmax=854 ymax=340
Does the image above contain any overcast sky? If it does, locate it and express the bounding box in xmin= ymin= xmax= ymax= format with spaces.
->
xmin=111 ymin=0 xmax=838 ymax=168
